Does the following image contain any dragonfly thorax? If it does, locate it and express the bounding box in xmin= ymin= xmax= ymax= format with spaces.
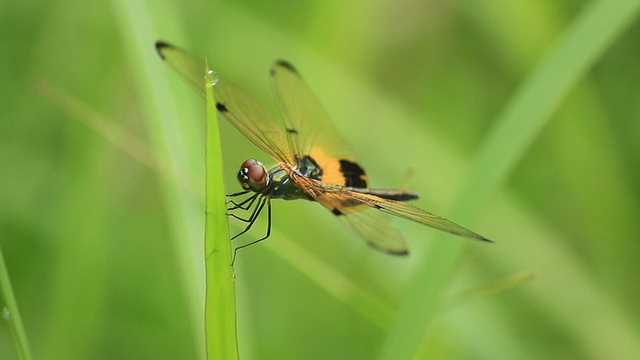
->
xmin=237 ymin=158 xmax=270 ymax=192
xmin=297 ymin=155 xmax=323 ymax=180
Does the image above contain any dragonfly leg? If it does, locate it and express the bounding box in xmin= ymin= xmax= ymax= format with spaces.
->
xmin=227 ymin=195 xmax=263 ymax=223
xmin=230 ymin=196 xmax=267 ymax=240
xmin=226 ymin=190 xmax=250 ymax=197
xmin=227 ymin=193 xmax=259 ymax=211
xmin=232 ymin=198 xmax=271 ymax=265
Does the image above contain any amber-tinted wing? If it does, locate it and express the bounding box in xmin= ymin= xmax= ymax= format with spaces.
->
xmin=337 ymin=206 xmax=410 ymax=254
xmin=270 ymin=61 xmax=367 ymax=186
xmin=289 ymin=171 xmax=491 ymax=253
xmin=155 ymin=42 xmax=295 ymax=164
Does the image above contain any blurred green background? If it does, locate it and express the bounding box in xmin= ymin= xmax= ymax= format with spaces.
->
xmin=2 ymin=0 xmax=640 ymax=359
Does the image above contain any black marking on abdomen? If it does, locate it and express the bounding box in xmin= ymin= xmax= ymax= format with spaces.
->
xmin=331 ymin=208 xmax=343 ymax=216
xmin=216 ymin=102 xmax=228 ymax=112
xmin=339 ymin=159 xmax=367 ymax=188
xmin=363 ymin=189 xmax=419 ymax=202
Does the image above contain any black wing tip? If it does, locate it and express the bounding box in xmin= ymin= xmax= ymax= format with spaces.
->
xmin=368 ymin=242 xmax=409 ymax=256
xmin=155 ymin=40 xmax=174 ymax=59
xmin=469 ymin=232 xmax=494 ymax=243
xmin=272 ymin=59 xmax=300 ymax=76
xmin=389 ymin=249 xmax=409 ymax=256
xmin=479 ymin=236 xmax=495 ymax=244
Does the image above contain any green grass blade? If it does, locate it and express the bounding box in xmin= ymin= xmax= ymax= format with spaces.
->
xmin=265 ymin=228 xmax=395 ymax=329
xmin=36 ymin=69 xmax=240 ymax=359
xmin=110 ymin=0 xmax=206 ymax=357
xmin=0 ymin=246 xmax=32 ymax=360
xmin=379 ymin=1 xmax=640 ymax=358
xmin=204 ymin=63 xmax=239 ymax=359
xmin=33 ymin=79 xmax=200 ymax=199
xmin=444 ymin=270 xmax=537 ymax=311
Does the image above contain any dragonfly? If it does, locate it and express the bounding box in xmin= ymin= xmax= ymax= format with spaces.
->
xmin=155 ymin=41 xmax=492 ymax=260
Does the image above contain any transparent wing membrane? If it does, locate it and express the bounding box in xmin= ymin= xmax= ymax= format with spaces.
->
xmin=290 ymin=172 xmax=490 ymax=252
xmin=269 ymin=60 xmax=359 ymax=163
xmin=156 ymin=42 xmax=294 ymax=164
xmin=338 ymin=207 xmax=409 ymax=255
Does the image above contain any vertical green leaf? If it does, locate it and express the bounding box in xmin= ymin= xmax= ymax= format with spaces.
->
xmin=204 ymin=62 xmax=239 ymax=360
xmin=0 ymin=247 xmax=32 ymax=360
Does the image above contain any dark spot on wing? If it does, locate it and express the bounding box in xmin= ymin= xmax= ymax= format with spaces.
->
xmin=286 ymin=128 xmax=298 ymax=134
xmin=216 ymin=102 xmax=228 ymax=112
xmin=331 ymin=208 xmax=343 ymax=216
xmin=274 ymin=60 xmax=300 ymax=76
xmin=155 ymin=41 xmax=172 ymax=59
xmin=339 ymin=159 xmax=368 ymax=188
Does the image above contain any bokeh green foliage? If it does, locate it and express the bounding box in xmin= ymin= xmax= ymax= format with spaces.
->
xmin=1 ymin=0 xmax=640 ymax=359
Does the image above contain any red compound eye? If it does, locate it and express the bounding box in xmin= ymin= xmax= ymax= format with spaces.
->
xmin=240 ymin=158 xmax=259 ymax=169
xmin=237 ymin=159 xmax=268 ymax=192
xmin=247 ymin=164 xmax=265 ymax=182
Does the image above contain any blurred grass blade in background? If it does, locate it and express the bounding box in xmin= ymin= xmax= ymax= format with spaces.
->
xmin=445 ymin=271 xmax=537 ymax=311
xmin=204 ymin=60 xmax=239 ymax=360
xmin=0 ymin=247 xmax=32 ymax=360
xmin=379 ymin=0 xmax=640 ymax=358
xmin=33 ymin=79 xmax=199 ymax=199
xmin=112 ymin=0 xmax=207 ymax=357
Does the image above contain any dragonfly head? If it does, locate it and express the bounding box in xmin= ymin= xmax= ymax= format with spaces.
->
xmin=237 ymin=158 xmax=269 ymax=192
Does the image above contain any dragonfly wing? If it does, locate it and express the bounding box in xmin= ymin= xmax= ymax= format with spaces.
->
xmin=365 ymin=196 xmax=492 ymax=242
xmin=346 ymin=188 xmax=492 ymax=242
xmin=337 ymin=206 xmax=409 ymax=255
xmin=213 ymin=81 xmax=295 ymax=164
xmin=285 ymin=172 xmax=406 ymax=253
xmin=156 ymin=42 xmax=295 ymax=164
xmin=290 ymin=172 xmax=491 ymax=251
xmin=269 ymin=61 xmax=362 ymax=177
